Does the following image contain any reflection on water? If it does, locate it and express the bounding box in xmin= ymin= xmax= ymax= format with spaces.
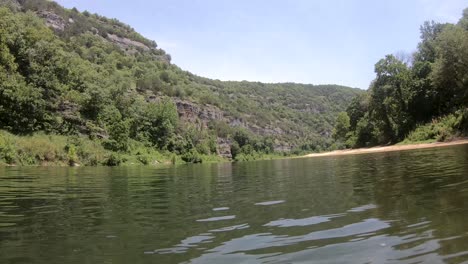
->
xmin=1 ymin=144 xmax=468 ymax=263
xmin=196 ymin=215 xmax=236 ymax=222
xmin=254 ymin=200 xmax=286 ymax=206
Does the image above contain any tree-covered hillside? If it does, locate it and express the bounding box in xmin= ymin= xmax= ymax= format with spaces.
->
xmin=0 ymin=0 xmax=361 ymax=165
xmin=333 ymin=8 xmax=468 ymax=148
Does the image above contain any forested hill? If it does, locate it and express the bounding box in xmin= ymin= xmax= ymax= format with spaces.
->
xmin=0 ymin=0 xmax=361 ymax=165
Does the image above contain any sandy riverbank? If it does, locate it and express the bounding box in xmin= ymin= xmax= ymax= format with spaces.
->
xmin=301 ymin=139 xmax=468 ymax=158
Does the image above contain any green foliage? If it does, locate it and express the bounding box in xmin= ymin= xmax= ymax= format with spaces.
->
xmin=0 ymin=1 xmax=465 ymax=162
xmin=346 ymin=93 xmax=369 ymax=130
xmin=353 ymin=114 xmax=375 ymax=147
xmin=0 ymin=129 xmax=223 ymax=166
xmin=105 ymin=153 xmax=123 ymax=166
xmin=171 ymin=154 xmax=177 ymax=165
xmin=0 ymin=8 xmax=49 ymax=133
xmin=0 ymin=0 xmax=20 ymax=11
xmin=66 ymin=144 xmax=78 ymax=165
xmin=134 ymin=98 xmax=178 ymax=148
xmin=369 ymin=55 xmax=414 ymax=143
xmin=345 ymin=10 xmax=468 ymax=148
xmin=0 ymin=131 xmax=16 ymax=164
xmin=181 ymin=149 xmax=203 ymax=163
xmin=104 ymin=119 xmax=130 ymax=152
xmin=136 ymin=154 xmax=150 ymax=165
xmin=459 ymin=8 xmax=468 ymax=30
xmin=233 ymin=129 xmax=251 ymax=147
xmin=233 ymin=152 xmax=258 ymax=162
xmin=0 ymin=72 xmax=46 ymax=133
xmin=209 ymin=120 xmax=233 ymax=138
xmin=0 ymin=1 xmax=363 ymax=165
xmin=0 ymin=130 xmax=116 ymax=166
xmin=403 ymin=108 xmax=468 ymax=143
xmin=332 ymin=112 xmax=350 ymax=141
xmin=430 ymin=25 xmax=468 ymax=111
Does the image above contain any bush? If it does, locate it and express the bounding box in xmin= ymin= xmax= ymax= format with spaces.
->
xmin=0 ymin=132 xmax=16 ymax=164
xmin=104 ymin=153 xmax=123 ymax=166
xmin=71 ymin=137 xmax=108 ymax=166
xmin=105 ymin=119 xmax=130 ymax=152
xmin=171 ymin=154 xmax=177 ymax=165
xmin=66 ymin=144 xmax=78 ymax=166
xmin=234 ymin=152 xmax=259 ymax=162
xmin=195 ymin=141 xmax=211 ymax=155
xmin=14 ymin=134 xmax=68 ymax=165
xmin=403 ymin=109 xmax=467 ymax=143
xmin=137 ymin=154 xmax=149 ymax=165
xmin=181 ymin=149 xmax=203 ymax=163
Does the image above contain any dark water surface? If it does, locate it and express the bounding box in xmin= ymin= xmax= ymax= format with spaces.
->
xmin=1 ymin=145 xmax=468 ymax=264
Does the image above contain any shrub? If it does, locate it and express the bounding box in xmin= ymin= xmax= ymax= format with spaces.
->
xmin=171 ymin=154 xmax=177 ymax=165
xmin=181 ymin=149 xmax=203 ymax=163
xmin=403 ymin=109 xmax=467 ymax=143
xmin=0 ymin=132 xmax=16 ymax=164
xmin=137 ymin=154 xmax=149 ymax=165
xmin=104 ymin=153 xmax=123 ymax=166
xmin=66 ymin=144 xmax=78 ymax=166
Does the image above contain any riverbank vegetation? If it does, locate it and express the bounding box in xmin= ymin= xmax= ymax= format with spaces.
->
xmin=0 ymin=129 xmax=293 ymax=166
xmin=0 ymin=0 xmax=466 ymax=166
xmin=0 ymin=130 xmax=230 ymax=166
xmin=333 ymin=9 xmax=468 ymax=148
xmin=0 ymin=0 xmax=361 ymax=166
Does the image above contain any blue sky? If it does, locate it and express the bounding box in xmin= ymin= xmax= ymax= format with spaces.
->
xmin=56 ymin=0 xmax=466 ymax=89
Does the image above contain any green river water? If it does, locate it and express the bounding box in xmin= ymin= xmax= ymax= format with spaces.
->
xmin=1 ymin=144 xmax=468 ymax=263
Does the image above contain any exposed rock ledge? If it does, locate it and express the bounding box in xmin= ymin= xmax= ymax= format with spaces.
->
xmin=106 ymin=33 xmax=150 ymax=51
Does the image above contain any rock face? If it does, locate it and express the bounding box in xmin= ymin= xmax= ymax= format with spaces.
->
xmin=173 ymin=100 xmax=234 ymax=158
xmin=107 ymin=33 xmax=150 ymax=52
xmin=274 ymin=144 xmax=292 ymax=152
xmin=174 ymin=98 xmax=291 ymax=154
xmin=57 ymin=101 xmax=88 ymax=134
xmin=37 ymin=10 xmax=67 ymax=31
xmin=34 ymin=9 xmax=171 ymax=62
xmin=175 ymin=99 xmax=225 ymax=126
xmin=58 ymin=101 xmax=82 ymax=127
xmin=58 ymin=101 xmax=108 ymax=138
xmin=217 ymin=138 xmax=232 ymax=159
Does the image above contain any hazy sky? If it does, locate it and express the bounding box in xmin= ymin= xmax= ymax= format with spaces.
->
xmin=55 ymin=0 xmax=466 ymax=89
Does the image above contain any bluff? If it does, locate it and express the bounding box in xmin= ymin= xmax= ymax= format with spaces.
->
xmin=0 ymin=0 xmax=362 ymax=163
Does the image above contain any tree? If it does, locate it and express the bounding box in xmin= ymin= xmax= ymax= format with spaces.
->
xmin=0 ymin=69 xmax=46 ymax=133
xmin=136 ymin=98 xmax=178 ymax=148
xmin=457 ymin=8 xmax=468 ymax=30
xmin=369 ymin=55 xmax=414 ymax=143
xmin=332 ymin=112 xmax=350 ymax=141
xmin=430 ymin=25 xmax=468 ymax=111
xmin=353 ymin=114 xmax=374 ymax=147
xmin=415 ymin=21 xmax=447 ymax=63
xmin=346 ymin=93 xmax=369 ymax=130
xmin=105 ymin=119 xmax=130 ymax=151
xmin=232 ymin=128 xmax=251 ymax=147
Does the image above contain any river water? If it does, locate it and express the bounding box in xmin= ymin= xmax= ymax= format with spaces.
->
xmin=1 ymin=144 xmax=468 ymax=263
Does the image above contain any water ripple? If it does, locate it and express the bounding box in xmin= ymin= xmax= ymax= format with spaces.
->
xmin=1 ymin=145 xmax=468 ymax=264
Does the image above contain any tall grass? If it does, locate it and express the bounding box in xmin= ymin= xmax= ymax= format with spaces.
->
xmin=402 ymin=108 xmax=468 ymax=144
xmin=0 ymin=130 xmax=228 ymax=166
xmin=0 ymin=131 xmax=117 ymax=166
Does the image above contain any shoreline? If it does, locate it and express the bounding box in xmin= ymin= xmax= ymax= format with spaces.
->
xmin=301 ymin=139 xmax=468 ymax=158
